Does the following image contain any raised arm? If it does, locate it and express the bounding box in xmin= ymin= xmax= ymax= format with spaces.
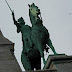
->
xmin=12 ymin=11 xmax=17 ymax=25
xmin=12 ymin=11 xmax=21 ymax=33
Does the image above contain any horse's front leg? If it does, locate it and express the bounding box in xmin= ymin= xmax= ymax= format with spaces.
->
xmin=47 ymin=38 xmax=57 ymax=55
xmin=37 ymin=40 xmax=46 ymax=65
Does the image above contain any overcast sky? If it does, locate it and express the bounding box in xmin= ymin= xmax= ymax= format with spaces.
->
xmin=0 ymin=0 xmax=72 ymax=71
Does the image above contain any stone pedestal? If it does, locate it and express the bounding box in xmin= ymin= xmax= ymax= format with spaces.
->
xmin=23 ymin=69 xmax=57 ymax=72
xmin=44 ymin=54 xmax=72 ymax=72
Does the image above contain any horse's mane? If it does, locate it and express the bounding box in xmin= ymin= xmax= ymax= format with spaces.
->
xmin=29 ymin=9 xmax=36 ymax=26
xmin=29 ymin=9 xmax=43 ymax=26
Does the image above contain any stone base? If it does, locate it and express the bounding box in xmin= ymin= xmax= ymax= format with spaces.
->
xmin=44 ymin=54 xmax=72 ymax=72
xmin=23 ymin=69 xmax=57 ymax=72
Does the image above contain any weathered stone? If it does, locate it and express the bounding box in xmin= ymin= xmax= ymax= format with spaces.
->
xmin=0 ymin=70 xmax=17 ymax=72
xmin=44 ymin=54 xmax=72 ymax=72
xmin=0 ymin=47 xmax=10 ymax=52
xmin=23 ymin=69 xmax=57 ymax=72
xmin=0 ymin=60 xmax=21 ymax=71
xmin=0 ymin=30 xmax=22 ymax=72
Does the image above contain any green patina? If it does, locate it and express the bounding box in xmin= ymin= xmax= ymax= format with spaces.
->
xmin=11 ymin=3 xmax=57 ymax=71
xmin=29 ymin=3 xmax=57 ymax=65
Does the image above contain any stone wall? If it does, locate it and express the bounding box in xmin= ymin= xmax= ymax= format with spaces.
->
xmin=0 ymin=30 xmax=22 ymax=72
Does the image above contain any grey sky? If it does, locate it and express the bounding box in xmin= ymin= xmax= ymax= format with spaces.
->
xmin=0 ymin=0 xmax=72 ymax=71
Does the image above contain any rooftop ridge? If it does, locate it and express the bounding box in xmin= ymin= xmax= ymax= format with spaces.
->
xmin=0 ymin=30 xmax=13 ymax=44
xmin=0 ymin=29 xmax=3 ymax=37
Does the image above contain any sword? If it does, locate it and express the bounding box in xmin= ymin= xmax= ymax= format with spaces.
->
xmin=5 ymin=0 xmax=13 ymax=12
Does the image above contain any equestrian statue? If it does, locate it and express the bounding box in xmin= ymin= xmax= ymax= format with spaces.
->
xmin=5 ymin=0 xmax=57 ymax=71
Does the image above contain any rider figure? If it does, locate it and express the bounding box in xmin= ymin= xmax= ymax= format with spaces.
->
xmin=12 ymin=11 xmax=41 ymax=70
xmin=12 ymin=12 xmax=32 ymax=53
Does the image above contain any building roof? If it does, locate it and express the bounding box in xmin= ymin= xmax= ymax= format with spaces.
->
xmin=0 ymin=30 xmax=13 ymax=44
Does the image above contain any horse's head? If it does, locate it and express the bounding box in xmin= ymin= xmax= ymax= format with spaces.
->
xmin=28 ymin=3 xmax=40 ymax=17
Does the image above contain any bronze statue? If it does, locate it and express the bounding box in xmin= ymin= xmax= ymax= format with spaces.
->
xmin=28 ymin=3 xmax=57 ymax=65
xmin=12 ymin=12 xmax=41 ymax=71
xmin=6 ymin=0 xmax=57 ymax=70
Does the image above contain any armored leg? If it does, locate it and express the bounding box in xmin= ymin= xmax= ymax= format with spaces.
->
xmin=28 ymin=48 xmax=41 ymax=70
xmin=21 ymin=53 xmax=32 ymax=71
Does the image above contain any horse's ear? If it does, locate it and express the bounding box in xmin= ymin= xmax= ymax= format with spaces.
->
xmin=28 ymin=4 xmax=30 ymax=7
xmin=32 ymin=3 xmax=35 ymax=6
xmin=33 ymin=3 xmax=35 ymax=5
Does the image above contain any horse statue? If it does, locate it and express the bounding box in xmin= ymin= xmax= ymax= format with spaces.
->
xmin=28 ymin=3 xmax=57 ymax=65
